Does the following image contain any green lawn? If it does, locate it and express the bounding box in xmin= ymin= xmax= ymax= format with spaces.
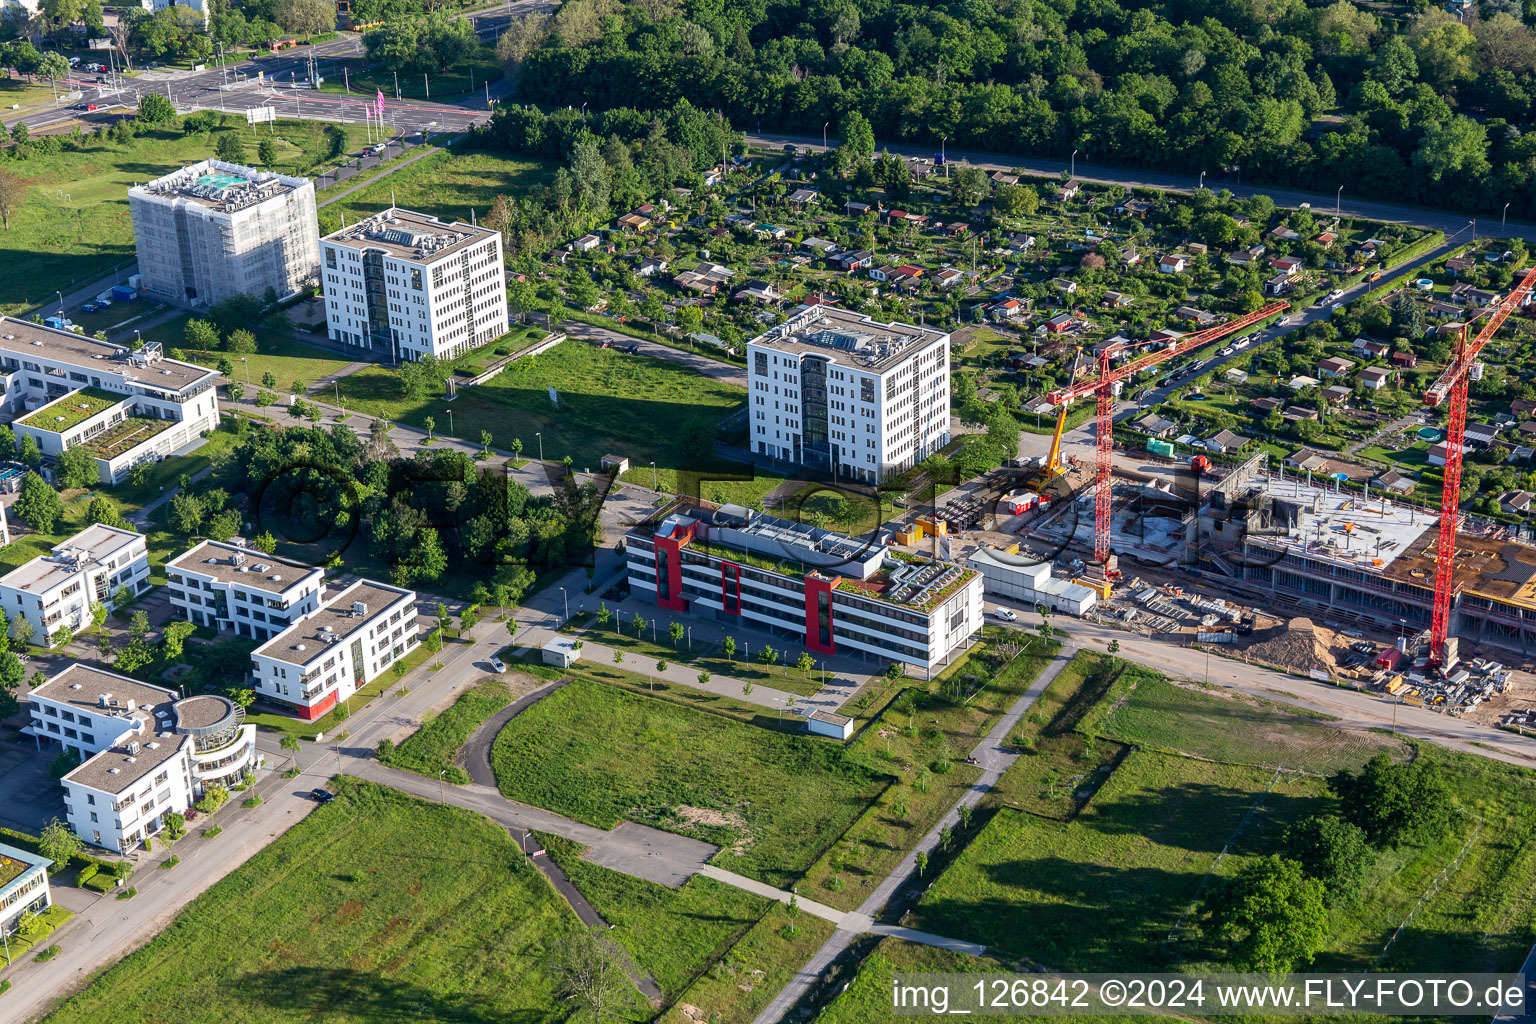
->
xmin=659 ymin=904 xmax=836 ymax=1024
xmin=0 ymin=117 xmax=369 ymax=314
xmin=40 ymin=779 xmax=651 ymax=1024
xmin=317 ymin=148 xmax=554 ymax=236
xmin=382 ymin=677 xmax=513 ymax=781
xmin=538 ymin=831 xmax=771 ymax=1000
xmin=618 ymin=465 xmax=787 ymax=508
xmin=335 ymin=340 xmax=746 ymax=471
xmin=175 ymin=337 xmax=353 ymax=396
xmin=316 ymin=53 xmax=501 ymax=104
xmin=490 ymin=677 xmax=883 ymax=887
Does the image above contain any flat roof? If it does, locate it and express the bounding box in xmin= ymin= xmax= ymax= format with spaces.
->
xmin=1382 ymin=525 xmax=1536 ymax=611
xmin=64 ymin=730 xmax=188 ymax=795
xmin=0 ymin=842 xmax=48 ymax=892
xmin=0 ymin=317 xmax=218 ymax=393
xmin=323 ymin=207 xmax=496 ymax=265
xmin=17 ymin=386 xmax=124 ymax=432
xmin=168 ymin=540 xmax=322 ymax=594
xmin=253 ymin=579 xmax=414 ymax=667
xmin=748 ymin=304 xmax=948 ymax=374
xmin=28 ymin=664 xmax=177 ymax=718
xmin=1241 ymin=476 xmax=1434 ymax=572
xmin=0 ymin=524 xmax=144 ymax=596
xmin=130 ymin=159 xmax=307 ymax=214
xmin=172 ymin=694 xmax=236 ymax=732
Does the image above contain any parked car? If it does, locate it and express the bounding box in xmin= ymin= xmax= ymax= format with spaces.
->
xmin=993 ymin=607 xmax=1018 ymax=621
xmin=1219 ymin=346 xmax=1234 ymax=356
xmin=308 ymin=788 xmax=335 ymax=803
xmin=488 ymin=656 xmax=507 ymax=674
xmin=80 ymin=303 xmax=97 ymax=313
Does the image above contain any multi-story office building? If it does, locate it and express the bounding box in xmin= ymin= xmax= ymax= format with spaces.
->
xmin=320 ymin=208 xmax=507 ymax=362
xmin=0 ymin=318 xmax=219 ymax=484
xmin=26 ymin=665 xmax=256 ymax=852
xmin=626 ymin=499 xmax=983 ymax=673
xmin=166 ymin=540 xmax=325 ymax=641
xmin=129 ymin=159 xmax=320 ymax=308
xmin=0 ymin=525 xmax=149 ymax=646
xmin=0 ymin=842 xmax=51 ymax=940
xmin=250 ymin=579 xmax=418 ymax=720
xmin=747 ymin=305 xmax=950 ymax=484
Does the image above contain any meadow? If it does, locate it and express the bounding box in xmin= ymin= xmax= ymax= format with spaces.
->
xmin=317 ymin=148 xmax=553 ymax=236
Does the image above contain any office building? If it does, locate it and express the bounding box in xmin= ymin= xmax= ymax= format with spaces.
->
xmin=250 ymin=579 xmax=418 ymax=720
xmin=626 ymin=499 xmax=983 ymax=673
xmin=320 ymin=208 xmax=507 ymax=362
xmin=0 ymin=525 xmax=149 ymax=646
xmin=26 ymin=665 xmax=257 ymax=852
xmin=0 ymin=317 xmax=220 ymax=484
xmin=129 ymin=159 xmax=320 ymax=308
xmin=0 ymin=842 xmax=51 ymax=940
xmin=747 ymin=304 xmax=950 ymax=484
xmin=166 ymin=540 xmax=325 ymax=641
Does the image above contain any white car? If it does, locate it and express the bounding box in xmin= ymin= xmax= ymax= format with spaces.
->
xmin=1219 ymin=346 xmax=1234 ymax=356
xmin=994 ymin=607 xmax=1018 ymax=622
xmin=1234 ymin=338 xmax=1250 ymax=350
xmin=488 ymin=656 xmax=507 ymax=674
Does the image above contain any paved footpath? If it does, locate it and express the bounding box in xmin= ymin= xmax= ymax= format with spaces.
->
xmin=750 ymin=641 xmax=1077 ymax=1024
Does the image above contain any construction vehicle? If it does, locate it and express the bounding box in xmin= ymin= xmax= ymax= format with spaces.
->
xmin=1037 ymin=301 xmax=1290 ymax=597
xmin=1421 ymin=260 xmax=1536 ymax=670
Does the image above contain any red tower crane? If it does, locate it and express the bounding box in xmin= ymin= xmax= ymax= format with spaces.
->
xmin=1043 ymin=300 xmax=1290 ymax=584
xmin=1421 ymin=263 xmax=1536 ymax=667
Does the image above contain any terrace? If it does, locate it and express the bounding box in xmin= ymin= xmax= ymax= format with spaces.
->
xmin=18 ymin=387 xmax=122 ymax=433
xmin=79 ymin=415 xmax=174 ymax=459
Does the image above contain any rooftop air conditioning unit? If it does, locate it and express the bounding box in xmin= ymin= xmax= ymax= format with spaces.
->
xmin=352 ymin=601 xmax=368 ymax=616
xmin=126 ymin=741 xmax=140 ymax=755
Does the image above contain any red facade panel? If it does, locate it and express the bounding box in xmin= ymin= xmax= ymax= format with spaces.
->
xmin=803 ymin=574 xmax=838 ymax=655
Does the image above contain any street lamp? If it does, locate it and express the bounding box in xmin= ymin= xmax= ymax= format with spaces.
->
xmin=1336 ymin=185 xmax=1343 ymax=215
xmin=941 ymin=136 xmax=948 ymax=177
xmin=443 ymin=408 xmax=453 ymax=436
xmin=1503 ymin=202 xmax=1511 ymax=233
xmin=240 ymin=356 xmax=250 ymax=384
xmin=650 ymin=460 xmax=657 ymax=490
xmin=132 ymin=329 xmax=141 ymax=349
xmin=55 ymin=290 xmax=63 ymax=318
xmin=1070 ymin=148 xmax=1079 ymax=178
xmin=1198 ymin=170 xmax=1205 ymax=190
xmin=822 ymin=121 xmax=829 ymax=149
xmin=535 ymin=432 xmax=543 ymax=461
xmin=559 ymin=586 xmax=568 ymax=621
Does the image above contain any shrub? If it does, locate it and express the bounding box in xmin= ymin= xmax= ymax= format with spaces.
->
xmin=160 ymin=856 xmax=180 ymax=869
xmin=203 ymin=826 xmax=222 ymax=838
xmin=34 ymin=945 xmax=60 ymax=962
xmin=241 ymin=795 xmax=262 ymax=808
xmin=115 ymin=887 xmax=137 ymax=900
xmin=76 ymin=864 xmax=98 ymax=886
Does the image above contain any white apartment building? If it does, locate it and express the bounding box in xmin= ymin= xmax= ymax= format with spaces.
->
xmin=320 ymin=208 xmax=507 ymax=362
xmin=250 ymin=579 xmax=418 ymax=721
xmin=0 ymin=525 xmax=149 ymax=646
xmin=747 ymin=304 xmax=950 ymax=484
xmin=26 ymin=665 xmax=257 ymax=852
xmin=627 ymin=500 xmax=984 ymax=673
xmin=0 ymin=842 xmax=51 ymax=941
xmin=166 ymin=540 xmax=325 ymax=641
xmin=0 ymin=318 xmax=220 ymax=484
xmin=129 ymin=159 xmax=320 ymax=308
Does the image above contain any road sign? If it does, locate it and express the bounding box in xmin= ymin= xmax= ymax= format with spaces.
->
xmin=246 ymin=106 xmax=275 ymax=125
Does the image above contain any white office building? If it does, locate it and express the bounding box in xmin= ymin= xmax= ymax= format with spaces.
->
xmin=747 ymin=304 xmax=950 ymax=484
xmin=0 ymin=525 xmax=149 ymax=646
xmin=129 ymin=159 xmax=320 ymax=308
xmin=0 ymin=318 xmax=220 ymax=484
xmin=0 ymin=842 xmax=51 ymax=941
xmin=26 ymin=665 xmax=257 ymax=852
xmin=250 ymin=579 xmax=418 ymax=721
xmin=320 ymin=208 xmax=507 ymax=362
xmin=166 ymin=540 xmax=325 ymax=641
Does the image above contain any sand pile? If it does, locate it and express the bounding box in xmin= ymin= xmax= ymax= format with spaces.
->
xmin=1239 ymin=617 xmax=1341 ymax=675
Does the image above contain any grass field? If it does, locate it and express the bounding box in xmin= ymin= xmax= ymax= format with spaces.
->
xmin=913 ymin=658 xmax=1536 ymax=976
xmin=0 ymin=118 xmax=368 ymax=314
xmin=538 ymin=831 xmax=771 ymax=1000
xmin=659 ymin=904 xmax=836 ymax=1024
xmin=334 ymin=340 xmax=746 ymax=470
xmin=490 ymin=677 xmax=883 ymax=887
xmin=40 ymin=779 xmax=651 ymax=1024
xmin=175 ymin=337 xmax=352 ymax=398
xmin=317 ymin=148 xmax=554 ymax=236
xmin=618 ymin=465 xmax=787 ymax=509
xmin=384 ymin=677 xmax=513 ymax=780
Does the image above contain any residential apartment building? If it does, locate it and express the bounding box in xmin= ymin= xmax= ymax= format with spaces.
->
xmin=0 ymin=842 xmax=51 ymax=941
xmin=320 ymin=208 xmax=507 ymax=363
xmin=250 ymin=580 xmax=418 ymax=720
xmin=0 ymin=318 xmax=220 ymax=483
xmin=626 ymin=500 xmax=983 ymax=673
xmin=26 ymin=665 xmax=256 ymax=852
xmin=0 ymin=525 xmax=149 ymax=645
xmin=166 ymin=540 xmax=325 ymax=641
xmin=129 ymin=159 xmax=320 ymax=308
xmin=747 ymin=305 xmax=950 ymax=484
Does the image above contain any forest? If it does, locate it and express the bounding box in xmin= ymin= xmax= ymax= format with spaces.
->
xmin=496 ymin=0 xmax=1536 ymax=216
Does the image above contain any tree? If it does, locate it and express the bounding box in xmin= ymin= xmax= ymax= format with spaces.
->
xmin=13 ymin=471 xmax=63 ymax=531
xmin=757 ymin=644 xmax=778 ymax=666
xmin=949 ymin=165 xmax=990 ymax=206
xmin=1203 ymin=856 xmax=1328 ymax=972
xmin=261 ymin=371 xmax=278 ymax=389
xmin=594 ymin=602 xmax=611 ymax=629
xmin=994 ymin=184 xmax=1038 ymax=218
xmin=274 ymin=0 xmax=333 ymax=36
xmin=480 ymin=430 xmax=493 ymax=456
xmin=1328 ymin=754 xmax=1454 ymax=848
xmin=38 ymin=816 xmax=82 ymax=868
xmin=56 ymin=444 xmax=97 ymax=489
xmin=137 ymin=91 xmax=175 ymax=124
xmin=35 ymin=51 xmax=69 ymax=90
xmin=1283 ymin=814 xmax=1373 ymax=906
xmin=257 ymin=137 xmax=279 ymax=168
xmin=170 ymin=491 xmax=207 ymax=535
xmin=226 ymin=328 xmax=257 ymax=354
xmin=129 ymin=609 xmax=150 ymax=643
xmin=669 ymin=621 xmax=684 ymax=646
xmin=630 ymin=611 xmax=646 ymax=636
xmin=722 ymin=636 xmax=736 ymax=661
xmin=914 ymin=850 xmax=929 ymax=877
xmin=280 ymin=733 xmax=301 ymax=759
xmin=796 ymin=651 xmax=814 ymax=677
xmin=161 ymin=619 xmax=196 ymax=661
xmin=424 ymin=415 xmax=436 ymax=442
xmin=185 ymin=318 xmax=220 ymax=351
xmin=839 ymin=109 xmax=875 ymax=161
xmin=214 ymin=131 xmax=244 ymax=163
xmin=112 ymin=584 xmax=133 ymax=612
xmin=545 ymin=927 xmax=633 ymax=1023
xmin=16 ymin=434 xmax=41 ymax=468
xmin=254 ymin=531 xmax=278 ymax=554
xmin=0 ymin=169 xmax=24 ymax=231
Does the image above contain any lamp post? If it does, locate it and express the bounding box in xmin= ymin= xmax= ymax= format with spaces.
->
xmin=241 ymin=357 xmax=250 ymax=384
xmin=650 ymin=460 xmax=657 ymax=490
xmin=822 ymin=121 xmax=828 ymax=149
xmin=438 ymin=769 xmax=446 ymax=803
xmin=536 ymin=432 xmax=543 ymax=461
xmin=1336 ymin=185 xmax=1343 ymax=215
xmin=1503 ymin=203 xmax=1511 ymax=233
xmin=559 ymin=586 xmax=568 ymax=622
xmin=132 ymin=329 xmax=141 ymax=349
xmin=1070 ymin=148 xmax=1078 ymax=178
xmin=443 ymin=408 xmax=453 ymax=436
xmin=941 ymin=136 xmax=948 ymax=177
xmin=55 ymin=290 xmax=63 ymax=319
xmin=1198 ymin=170 xmax=1205 ymax=191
